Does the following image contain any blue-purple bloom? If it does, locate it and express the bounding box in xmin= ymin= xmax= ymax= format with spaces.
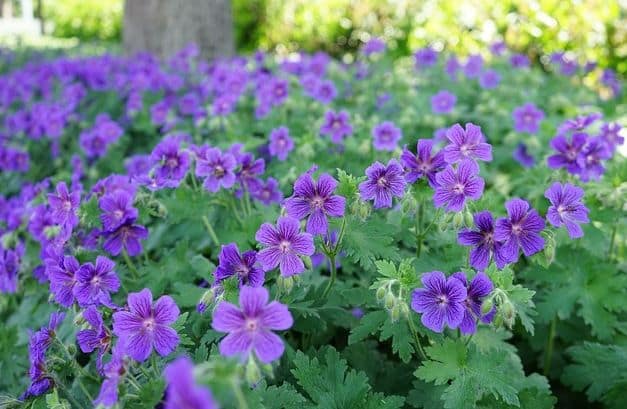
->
xmin=77 ymin=306 xmax=111 ymax=373
xmin=255 ymin=216 xmax=315 ymax=277
xmin=99 ymin=190 xmax=138 ymax=232
xmin=372 ymin=121 xmax=402 ymax=151
xmin=400 ymin=139 xmax=446 ymax=187
xmin=414 ymin=47 xmax=438 ymax=68
xmin=359 ymin=159 xmax=407 ymax=209
xmin=411 ymin=272 xmax=467 ymax=333
xmin=458 ymin=211 xmax=508 ymax=270
xmin=74 ymin=256 xmax=120 ymax=307
xmin=285 ymin=172 xmax=345 ymax=235
xmin=48 ymin=255 xmax=80 ymax=307
xmin=547 ymin=132 xmax=588 ymax=174
xmin=451 ymin=272 xmax=495 ymax=335
xmin=510 ymin=54 xmax=530 ymax=68
xmin=544 ymin=182 xmax=589 ymax=239
xmin=463 ymin=54 xmax=483 ymax=78
xmin=558 ymin=113 xmax=602 ymax=134
xmin=513 ymin=143 xmax=535 ymax=168
xmin=431 ymin=90 xmax=457 ymax=114
xmin=102 ymin=221 xmax=149 ymax=257
xmin=252 ymin=178 xmax=283 ymax=205
xmin=494 ymin=199 xmax=545 ymax=263
xmin=151 ymin=135 xmax=191 ymax=188
xmin=320 ymin=110 xmax=352 ymax=144
xmin=362 ymin=37 xmax=386 ymax=55
xmin=479 ymin=70 xmax=501 ymax=89
xmin=215 ymin=243 xmax=265 ymax=287
xmin=195 ymin=146 xmax=237 ymax=192
xmin=443 ymin=123 xmax=492 ymax=163
xmin=598 ymin=122 xmax=624 ymax=152
xmin=112 ymin=288 xmax=180 ymax=362
xmin=47 ymin=182 xmax=80 ymax=228
xmin=512 ymin=103 xmax=545 ymax=134
xmin=433 ymin=160 xmax=484 ymax=212
xmin=212 ymin=286 xmax=293 ymax=363
xmin=578 ymin=137 xmax=611 ymax=182
xmin=164 ymin=357 xmax=218 ymax=409
xmin=268 ymin=126 xmax=294 ymax=161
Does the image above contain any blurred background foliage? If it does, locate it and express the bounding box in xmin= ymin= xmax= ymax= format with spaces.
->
xmin=6 ymin=0 xmax=626 ymax=75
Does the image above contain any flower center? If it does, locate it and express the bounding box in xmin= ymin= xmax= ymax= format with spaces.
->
xmin=214 ymin=165 xmax=225 ymax=177
xmin=277 ymin=138 xmax=286 ymax=147
xmin=278 ymin=240 xmax=291 ymax=253
xmin=512 ymin=224 xmax=523 ymax=235
xmin=437 ymin=295 xmax=448 ymax=306
xmin=143 ymin=318 xmax=156 ymax=332
xmin=235 ymin=264 xmax=250 ymax=278
xmin=377 ymin=176 xmax=388 ymax=187
xmin=62 ymin=201 xmax=72 ymax=211
xmin=311 ymin=196 xmax=325 ymax=209
xmin=460 ymin=145 xmax=470 ymax=155
xmin=166 ymin=157 xmax=179 ymax=169
xmin=452 ymin=183 xmax=465 ymax=194
xmin=114 ymin=209 xmax=124 ymax=219
xmin=91 ymin=275 xmax=101 ymax=286
xmin=566 ymin=148 xmax=577 ymax=160
xmin=245 ymin=318 xmax=258 ymax=332
xmin=332 ymin=120 xmax=341 ymax=129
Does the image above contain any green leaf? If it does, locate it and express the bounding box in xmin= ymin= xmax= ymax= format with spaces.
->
xmin=336 ymin=169 xmax=358 ymax=199
xmin=343 ymin=216 xmax=400 ymax=270
xmin=348 ymin=311 xmax=387 ymax=345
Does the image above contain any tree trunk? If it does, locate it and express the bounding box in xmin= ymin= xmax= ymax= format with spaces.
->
xmin=123 ymin=0 xmax=234 ymax=61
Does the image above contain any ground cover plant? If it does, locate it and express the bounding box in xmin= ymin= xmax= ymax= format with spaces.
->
xmin=0 ymin=40 xmax=625 ymax=408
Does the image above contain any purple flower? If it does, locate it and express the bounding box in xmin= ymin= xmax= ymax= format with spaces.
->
xmin=494 ymin=199 xmax=545 ymax=263
xmin=410 ymin=271 xmax=467 ymax=333
xmin=0 ymin=244 xmax=24 ymax=293
xmin=445 ymin=56 xmax=461 ymax=80
xmin=77 ymin=306 xmax=111 ymax=373
xmin=255 ymin=216 xmax=315 ymax=277
xmin=285 ymin=172 xmax=346 ymax=235
xmin=358 ymin=159 xmax=407 ymax=209
xmin=510 ymin=54 xmax=530 ymax=68
xmin=151 ymin=136 xmax=190 ymax=188
xmin=236 ymin=153 xmax=265 ymax=193
xmin=599 ymin=122 xmax=624 ymax=151
xmin=547 ymin=132 xmax=588 ymax=174
xmin=451 ymin=272 xmax=495 ymax=335
xmin=195 ymin=146 xmax=237 ymax=192
xmin=490 ymin=41 xmax=506 ymax=55
xmin=372 ymin=121 xmax=402 ymax=151
xmin=513 ymin=143 xmax=535 ymax=168
xmin=558 ymin=113 xmax=602 ymax=134
xmin=74 ymin=256 xmax=120 ymax=307
xmin=99 ymin=190 xmax=138 ymax=232
xmin=164 ymin=357 xmax=218 ymax=409
xmin=362 ymin=37 xmax=386 ymax=55
xmin=112 ymin=288 xmax=180 ymax=362
xmin=431 ymin=90 xmax=457 ymax=114
xmin=458 ymin=211 xmax=509 ymax=270
xmin=414 ymin=47 xmax=438 ymax=68
xmin=400 ymin=139 xmax=446 ymax=187
xmin=578 ymin=137 xmax=611 ymax=181
xmin=48 ymin=255 xmax=80 ymax=307
xmin=212 ymin=286 xmax=293 ymax=363
xmin=268 ymin=126 xmax=294 ymax=161
xmin=47 ymin=182 xmax=80 ymax=228
xmin=312 ymin=79 xmax=337 ymax=104
xmin=443 ymin=123 xmax=492 ymax=163
xmin=252 ymin=178 xmax=283 ymax=205
xmin=215 ymin=243 xmax=265 ymax=287
xmin=433 ymin=160 xmax=484 ymax=212
xmin=94 ymin=339 xmax=127 ymax=407
xmin=512 ymin=103 xmax=545 ymax=134
xmin=463 ymin=54 xmax=483 ymax=78
xmin=102 ymin=221 xmax=148 ymax=257
xmin=544 ymin=182 xmax=589 ymax=239
xmin=479 ymin=70 xmax=501 ymax=89
xmin=320 ymin=110 xmax=352 ymax=144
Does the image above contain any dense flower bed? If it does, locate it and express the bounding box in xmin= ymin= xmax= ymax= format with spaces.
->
xmin=0 ymin=41 xmax=625 ymax=408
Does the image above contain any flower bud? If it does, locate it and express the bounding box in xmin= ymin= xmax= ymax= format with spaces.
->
xmin=354 ymin=200 xmax=371 ymax=221
xmin=245 ymin=357 xmax=262 ymax=386
xmin=66 ymin=344 xmax=77 ymax=356
xmin=278 ymin=276 xmax=294 ymax=294
xmin=464 ymin=209 xmax=474 ymax=227
xmin=390 ymin=304 xmax=401 ymax=322
xmin=481 ymin=298 xmax=494 ymax=316
xmin=74 ymin=311 xmax=85 ymax=326
xmin=302 ymin=255 xmax=312 ymax=270
xmin=399 ymin=302 xmax=410 ymax=318
xmin=453 ymin=212 xmax=464 ymax=229
xmin=384 ymin=293 xmax=396 ymax=310
xmin=146 ymin=198 xmax=168 ymax=218
xmin=197 ymin=288 xmax=217 ymax=314
xmin=44 ymin=225 xmax=61 ymax=240
xmin=376 ymin=286 xmax=387 ymax=302
xmin=401 ymin=194 xmax=418 ymax=215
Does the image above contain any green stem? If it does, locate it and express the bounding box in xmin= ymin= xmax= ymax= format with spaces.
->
xmin=126 ymin=373 xmax=142 ymax=392
xmin=56 ymin=380 xmax=84 ymax=409
xmin=189 ymin=172 xmax=199 ymax=191
xmin=232 ymin=378 xmax=249 ymax=409
xmin=543 ymin=317 xmax=557 ymax=376
xmin=335 ymin=217 xmax=347 ymax=251
xmin=243 ymin=189 xmax=253 ymax=217
xmin=415 ymin=199 xmax=425 ymax=257
xmin=202 ymin=215 xmax=220 ymax=245
xmin=608 ymin=222 xmax=617 ymax=259
xmin=122 ymin=249 xmax=140 ymax=279
xmin=407 ymin=315 xmax=428 ymax=360
xmin=321 ymin=255 xmax=337 ymax=299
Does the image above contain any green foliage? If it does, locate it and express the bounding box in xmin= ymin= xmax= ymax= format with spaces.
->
xmin=42 ymin=0 xmax=122 ymax=41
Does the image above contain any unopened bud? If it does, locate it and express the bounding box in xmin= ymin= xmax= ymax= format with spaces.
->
xmin=464 ymin=209 xmax=474 ymax=227
xmin=384 ymin=293 xmax=396 ymax=310
xmin=245 ymin=358 xmax=262 ymax=386
xmin=302 ymin=256 xmax=312 ymax=270
xmin=44 ymin=225 xmax=61 ymax=240
xmin=146 ymin=199 xmax=168 ymax=218
xmin=544 ymin=240 xmax=556 ymax=266
xmin=73 ymin=311 xmax=85 ymax=326
xmin=401 ymin=194 xmax=418 ymax=215
xmin=453 ymin=212 xmax=464 ymax=229
xmin=197 ymin=288 xmax=217 ymax=314
xmin=481 ymin=298 xmax=494 ymax=316
xmin=356 ymin=200 xmax=371 ymax=220
xmin=376 ymin=286 xmax=387 ymax=302
xmin=278 ymin=276 xmax=294 ymax=294
xmin=399 ymin=302 xmax=410 ymax=318
xmin=390 ymin=305 xmax=401 ymax=322
xmin=66 ymin=344 xmax=77 ymax=356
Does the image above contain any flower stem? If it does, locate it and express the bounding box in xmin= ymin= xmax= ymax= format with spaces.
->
xmin=321 ymin=255 xmax=337 ymax=299
xmin=407 ymin=314 xmax=428 ymax=360
xmin=543 ymin=316 xmax=557 ymax=376
xmin=202 ymin=215 xmax=220 ymax=245
xmin=122 ymin=249 xmax=140 ymax=279
xmin=231 ymin=378 xmax=249 ymax=409
xmin=415 ymin=199 xmax=424 ymax=257
xmin=608 ymin=222 xmax=617 ymax=259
